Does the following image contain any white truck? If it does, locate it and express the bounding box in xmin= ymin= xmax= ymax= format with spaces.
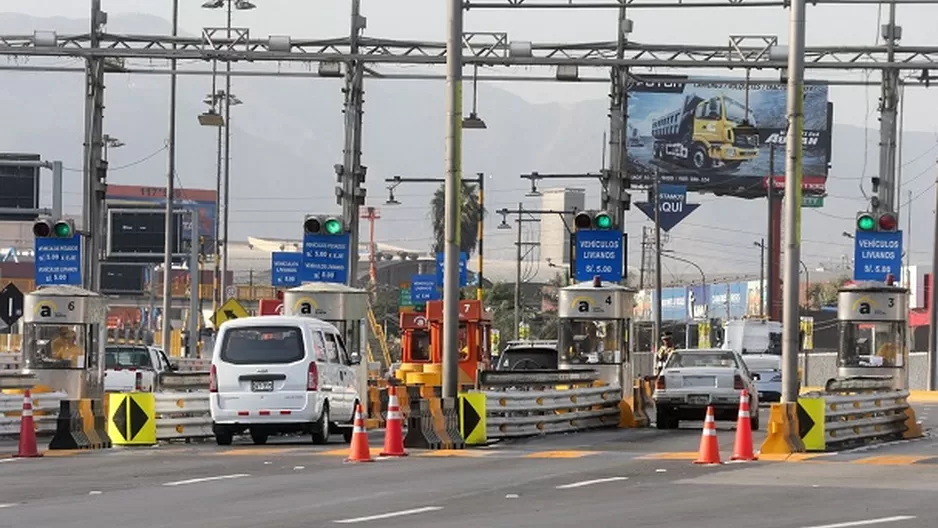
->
xmin=104 ymin=345 xmax=177 ymax=392
xmin=722 ymin=319 xmax=783 ymax=403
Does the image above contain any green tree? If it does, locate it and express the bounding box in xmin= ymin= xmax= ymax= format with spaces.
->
xmin=429 ymin=182 xmax=484 ymax=256
xmin=484 ymin=282 xmax=516 ymax=351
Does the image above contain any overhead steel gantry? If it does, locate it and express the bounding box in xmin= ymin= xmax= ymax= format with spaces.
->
xmin=465 ymin=0 xmax=938 ymax=7
xmin=2 ymin=33 xmax=938 ymax=71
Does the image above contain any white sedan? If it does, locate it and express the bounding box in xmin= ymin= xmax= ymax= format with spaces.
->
xmin=652 ymin=348 xmax=760 ymax=430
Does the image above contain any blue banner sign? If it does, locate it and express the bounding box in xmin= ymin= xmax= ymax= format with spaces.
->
xmin=574 ymin=229 xmax=624 ymax=283
xmin=854 ymin=230 xmax=903 ymax=282
xmin=635 ymin=184 xmax=700 ymax=232
xmin=34 ymin=235 xmax=82 ymax=286
xmin=410 ymin=274 xmax=440 ymax=303
xmin=301 ymin=233 xmax=350 ymax=284
xmin=435 ymin=252 xmax=468 ymax=288
xmin=271 ymin=252 xmax=301 ymax=287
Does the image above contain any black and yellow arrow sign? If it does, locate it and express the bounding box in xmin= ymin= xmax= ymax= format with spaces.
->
xmin=797 ymin=397 xmax=825 ymax=451
xmin=458 ymin=392 xmax=486 ymax=446
xmin=213 ymin=297 xmax=249 ymax=327
xmin=107 ymin=393 xmax=156 ymax=445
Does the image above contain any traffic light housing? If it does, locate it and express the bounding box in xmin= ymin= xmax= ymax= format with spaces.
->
xmin=33 ymin=218 xmax=75 ymax=238
xmin=572 ymin=210 xmax=614 ymax=231
xmin=856 ymin=211 xmax=898 ymax=232
xmin=303 ymin=214 xmax=344 ymax=235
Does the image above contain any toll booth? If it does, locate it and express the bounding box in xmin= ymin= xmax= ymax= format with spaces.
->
xmin=426 ymin=299 xmax=493 ymax=385
xmin=557 ymin=278 xmax=635 ymax=387
xmin=836 ymin=282 xmax=909 ymax=390
xmin=21 ymin=286 xmax=108 ymax=399
xmin=400 ymin=311 xmax=430 ymax=364
xmin=283 ymin=282 xmax=370 ymax=406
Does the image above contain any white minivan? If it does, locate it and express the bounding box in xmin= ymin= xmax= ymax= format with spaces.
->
xmin=209 ymin=315 xmax=361 ymax=446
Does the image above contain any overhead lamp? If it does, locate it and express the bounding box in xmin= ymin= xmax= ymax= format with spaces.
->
xmin=318 ymin=61 xmax=343 ymax=78
xmin=234 ymin=0 xmax=257 ymax=9
xmin=462 ymin=113 xmax=487 ymax=130
xmin=525 ymin=180 xmax=541 ymax=197
xmin=385 ymin=189 xmax=401 ymax=206
xmin=201 ymin=0 xmax=225 ymax=8
xmin=198 ymin=110 xmax=225 ymax=127
xmin=497 ymin=209 xmax=512 ymax=230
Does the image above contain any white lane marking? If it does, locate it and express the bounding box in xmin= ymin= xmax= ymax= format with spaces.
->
xmin=556 ymin=477 xmax=629 ymax=489
xmin=334 ymin=506 xmax=443 ymax=524
xmin=0 ymin=458 xmax=19 ymax=464
xmin=0 ymin=504 xmax=16 ymax=509
xmin=162 ymin=473 xmax=250 ymax=487
xmin=801 ymin=515 xmax=917 ymax=528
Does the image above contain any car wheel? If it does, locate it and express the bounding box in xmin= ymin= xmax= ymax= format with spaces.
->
xmin=312 ymin=404 xmax=331 ymax=445
xmin=215 ymin=429 xmax=233 ymax=446
xmin=250 ymin=429 xmax=268 ymax=445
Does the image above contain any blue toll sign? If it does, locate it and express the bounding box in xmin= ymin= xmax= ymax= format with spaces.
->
xmin=853 ymin=230 xmax=903 ymax=282
xmin=301 ymin=232 xmax=350 ymax=284
xmin=410 ymin=274 xmax=440 ymax=303
xmin=435 ymin=252 xmax=468 ymax=288
xmin=270 ymin=252 xmax=301 ymax=287
xmin=574 ymin=229 xmax=624 ymax=283
xmin=635 ymin=184 xmax=700 ymax=232
xmin=34 ymin=234 xmax=82 ymax=286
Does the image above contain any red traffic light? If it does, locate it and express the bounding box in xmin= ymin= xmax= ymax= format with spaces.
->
xmin=878 ymin=213 xmax=897 ymax=231
xmin=573 ymin=212 xmax=592 ymax=230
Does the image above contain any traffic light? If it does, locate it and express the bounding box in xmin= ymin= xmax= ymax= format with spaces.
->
xmin=856 ymin=211 xmax=898 ymax=232
xmin=33 ymin=218 xmax=75 ymax=238
xmin=572 ymin=210 xmax=614 ymax=231
xmin=303 ymin=214 xmax=344 ymax=235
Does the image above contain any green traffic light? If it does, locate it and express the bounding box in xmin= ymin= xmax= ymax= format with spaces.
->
xmin=324 ymin=218 xmax=342 ymax=235
xmin=594 ymin=214 xmax=612 ymax=229
xmin=856 ymin=215 xmax=875 ymax=231
xmin=53 ymin=222 xmax=72 ymax=237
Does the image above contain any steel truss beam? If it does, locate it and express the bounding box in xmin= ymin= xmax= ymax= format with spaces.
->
xmin=3 ymin=33 xmax=938 ymax=70
xmin=465 ymin=0 xmax=938 ymax=6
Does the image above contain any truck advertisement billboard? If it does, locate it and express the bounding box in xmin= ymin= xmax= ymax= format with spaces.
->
xmin=627 ymin=75 xmax=832 ymax=197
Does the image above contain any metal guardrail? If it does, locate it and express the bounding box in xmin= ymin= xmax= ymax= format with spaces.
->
xmin=798 ymin=389 xmax=913 ymax=451
xmin=479 ymin=385 xmax=622 ymax=439
xmin=154 ymin=391 xmax=213 ymax=441
xmin=0 ymin=353 xmax=210 ymax=374
xmin=0 ymin=391 xmax=68 ymax=435
xmin=477 ymin=369 xmax=600 ymax=388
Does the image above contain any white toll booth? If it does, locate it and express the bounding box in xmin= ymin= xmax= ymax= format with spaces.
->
xmin=21 ymin=285 xmax=108 ymax=399
xmin=283 ymin=283 xmax=371 ymax=409
xmin=836 ymin=282 xmax=910 ymax=390
xmin=556 ymin=278 xmax=635 ymax=388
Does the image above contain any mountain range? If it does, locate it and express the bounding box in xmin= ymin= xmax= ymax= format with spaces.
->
xmin=0 ymin=12 xmax=935 ymax=278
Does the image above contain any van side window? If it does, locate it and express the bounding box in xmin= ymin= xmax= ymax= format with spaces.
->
xmin=322 ymin=332 xmax=340 ymax=364
xmin=332 ymin=333 xmax=351 ymax=365
xmin=310 ymin=331 xmax=328 ymax=362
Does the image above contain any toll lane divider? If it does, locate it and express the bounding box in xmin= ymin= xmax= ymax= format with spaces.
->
xmin=0 ymin=353 xmax=211 ymax=374
xmin=0 ymin=391 xmax=67 ymax=435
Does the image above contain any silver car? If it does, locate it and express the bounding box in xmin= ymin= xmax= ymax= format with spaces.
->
xmin=652 ymin=348 xmax=760 ymax=430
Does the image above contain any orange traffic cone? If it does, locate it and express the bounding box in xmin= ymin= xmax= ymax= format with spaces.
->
xmin=380 ymin=386 xmax=407 ymax=457
xmin=14 ymin=390 xmax=41 ymax=458
xmin=346 ymin=403 xmax=373 ymax=463
xmin=731 ymin=389 xmax=757 ymax=461
xmin=694 ymin=405 xmax=721 ymax=465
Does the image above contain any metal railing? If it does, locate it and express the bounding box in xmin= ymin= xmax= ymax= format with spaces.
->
xmin=798 ymin=389 xmax=913 ymax=451
xmin=0 ymin=391 xmax=68 ymax=435
xmin=154 ymin=391 xmax=212 ymax=441
xmin=0 ymin=354 xmax=210 ymax=374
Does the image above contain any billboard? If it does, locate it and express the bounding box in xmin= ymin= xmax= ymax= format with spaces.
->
xmin=660 ymin=287 xmax=687 ymax=321
xmin=688 ymin=284 xmax=710 ymax=320
xmin=106 ymin=185 xmax=217 ymax=254
xmin=728 ymin=282 xmax=748 ymax=319
xmin=626 ymin=75 xmax=832 ymax=197
xmin=0 ymin=153 xmax=40 ymax=221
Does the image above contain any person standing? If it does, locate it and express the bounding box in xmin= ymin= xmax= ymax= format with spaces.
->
xmin=655 ymin=331 xmax=675 ymax=376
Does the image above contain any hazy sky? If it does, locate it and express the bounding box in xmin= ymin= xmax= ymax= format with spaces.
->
xmin=3 ymin=0 xmax=938 ymax=133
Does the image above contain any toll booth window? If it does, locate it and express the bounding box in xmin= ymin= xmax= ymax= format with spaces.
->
xmin=458 ymin=326 xmax=469 ymax=359
xmin=30 ymin=324 xmax=87 ymax=369
xmin=559 ymin=320 xmax=623 ymax=365
xmin=839 ymin=322 xmax=905 ymax=368
xmin=409 ymin=330 xmax=431 ymax=361
xmin=220 ymin=326 xmax=304 ymax=365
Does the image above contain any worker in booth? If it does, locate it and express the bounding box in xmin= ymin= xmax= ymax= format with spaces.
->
xmin=655 ymin=331 xmax=675 ymax=376
xmin=50 ymin=326 xmax=83 ymax=367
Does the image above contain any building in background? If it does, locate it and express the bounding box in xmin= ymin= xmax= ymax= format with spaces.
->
xmin=539 ymin=188 xmax=585 ymax=265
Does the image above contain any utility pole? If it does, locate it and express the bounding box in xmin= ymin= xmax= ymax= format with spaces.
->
xmin=161 ymin=0 xmax=179 ymax=356
xmin=82 ymin=0 xmax=106 ymax=291
xmin=653 ymin=170 xmax=663 ymax=348
xmin=340 ymin=0 xmax=367 ymax=287
xmin=757 ymin=238 xmax=765 ymax=318
xmin=514 ymin=203 xmax=523 ymax=340
xmin=766 ymin=144 xmax=780 ymax=321
xmin=604 ymin=5 xmax=631 ymax=232
xmin=220 ymin=0 xmax=234 ymax=300
xmin=781 ymin=0 xmax=807 ymax=404
xmin=928 ymin=166 xmax=938 ymax=390
xmin=442 ymin=0 xmax=463 ymax=399
xmin=878 ymin=3 xmax=901 ymax=214
xmin=639 ymin=225 xmax=648 ymax=289
xmin=188 ymin=212 xmax=200 ymax=358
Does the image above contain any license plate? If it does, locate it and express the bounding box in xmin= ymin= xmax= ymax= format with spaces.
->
xmin=688 ymin=395 xmax=709 ymax=405
xmin=251 ymin=380 xmax=273 ymax=392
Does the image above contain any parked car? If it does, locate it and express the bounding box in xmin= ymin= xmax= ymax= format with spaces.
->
xmin=104 ymin=345 xmax=176 ymax=393
xmin=653 ymin=348 xmax=760 ymax=430
xmin=209 ymin=316 xmax=361 ymax=446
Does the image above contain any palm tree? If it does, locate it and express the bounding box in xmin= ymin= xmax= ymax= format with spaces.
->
xmin=429 ymin=182 xmax=484 ymax=256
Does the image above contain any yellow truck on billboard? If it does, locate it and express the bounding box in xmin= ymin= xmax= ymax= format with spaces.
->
xmin=651 ymin=94 xmax=760 ymax=171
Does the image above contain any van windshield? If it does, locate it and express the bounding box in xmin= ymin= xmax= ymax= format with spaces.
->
xmin=220 ymin=326 xmax=305 ymax=365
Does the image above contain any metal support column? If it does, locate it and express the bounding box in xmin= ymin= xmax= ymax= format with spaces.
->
xmin=653 ymin=170 xmax=663 ymax=347
xmin=161 ymin=0 xmax=179 ymax=354
xmin=782 ymin=0 xmax=807 ymax=404
xmin=605 ymin=3 xmax=629 ymax=232
xmin=82 ymin=0 xmax=106 ymax=292
xmin=188 ymin=214 xmax=200 ymax=358
xmin=221 ymin=1 xmax=233 ymax=299
xmin=878 ymin=2 xmax=900 ymax=214
xmin=442 ymin=0 xmax=464 ymax=399
xmin=514 ymin=203 xmax=523 ymax=340
xmin=477 ymin=174 xmax=485 ymax=301
xmin=928 ymin=166 xmax=938 ymax=390
xmin=341 ymin=0 xmax=366 ymax=286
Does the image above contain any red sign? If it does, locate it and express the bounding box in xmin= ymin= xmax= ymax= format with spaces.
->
xmin=762 ymin=175 xmax=827 ymax=194
xmin=258 ymin=299 xmax=284 ymax=316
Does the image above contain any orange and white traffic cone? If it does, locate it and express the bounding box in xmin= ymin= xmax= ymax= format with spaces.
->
xmin=731 ymin=389 xmax=757 ymax=461
xmin=380 ymin=386 xmax=407 ymax=457
xmin=14 ymin=390 xmax=41 ymax=458
xmin=694 ymin=405 xmax=721 ymax=465
xmin=346 ymin=403 xmax=373 ymax=463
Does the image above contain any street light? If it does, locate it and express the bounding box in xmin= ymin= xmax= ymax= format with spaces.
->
xmin=462 ymin=65 xmax=487 ymax=130
xmin=661 ymin=250 xmax=708 ymax=319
